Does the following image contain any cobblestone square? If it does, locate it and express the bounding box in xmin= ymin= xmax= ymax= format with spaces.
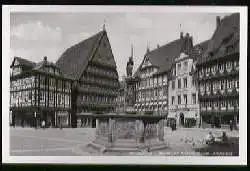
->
xmin=10 ymin=127 xmax=239 ymax=156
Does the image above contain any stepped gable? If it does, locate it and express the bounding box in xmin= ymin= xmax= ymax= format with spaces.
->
xmin=56 ymin=31 xmax=106 ymax=80
xmin=199 ymin=13 xmax=240 ymax=64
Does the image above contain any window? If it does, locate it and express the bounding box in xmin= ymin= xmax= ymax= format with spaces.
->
xmin=172 ymin=80 xmax=175 ymax=90
xmin=227 ymin=61 xmax=232 ymax=68
xmin=183 ymin=94 xmax=187 ymax=104
xmin=39 ymin=91 xmax=42 ymax=101
xmin=184 ymin=61 xmax=188 ymax=71
xmin=208 ymin=100 xmax=211 ymax=107
xmin=172 ymin=96 xmax=175 ymax=105
xmin=206 ymin=67 xmax=210 ymax=74
xmin=221 ymin=80 xmax=224 ymax=90
xmin=163 ymin=88 xmax=167 ymax=96
xmin=178 ymin=95 xmax=181 ymax=104
xmin=183 ymin=78 xmax=187 ymax=88
xmin=28 ymin=91 xmax=32 ymax=100
xmin=218 ymin=64 xmax=222 ymax=70
xmin=178 ymin=63 xmax=181 ymax=70
xmin=192 ymin=93 xmax=196 ymax=104
xmin=228 ymin=80 xmax=232 ymax=89
xmin=58 ymin=94 xmax=61 ymax=104
xmin=192 ymin=77 xmax=196 ymax=87
xmin=221 ymin=100 xmax=225 ymax=107
xmin=155 ymin=90 xmax=158 ymax=96
xmin=49 ymin=92 xmax=53 ymax=101
xmin=178 ymin=79 xmax=181 ymax=89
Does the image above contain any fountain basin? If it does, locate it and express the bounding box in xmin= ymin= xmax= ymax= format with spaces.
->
xmin=85 ymin=114 xmax=168 ymax=154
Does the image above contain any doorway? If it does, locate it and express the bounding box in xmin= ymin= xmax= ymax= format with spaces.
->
xmin=179 ymin=113 xmax=184 ymax=126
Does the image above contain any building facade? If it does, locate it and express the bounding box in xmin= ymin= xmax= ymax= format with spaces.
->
xmin=56 ymin=29 xmax=119 ymax=128
xmin=115 ymin=80 xmax=125 ymax=112
xmin=196 ymin=13 xmax=239 ymax=128
xmin=133 ymin=43 xmax=179 ymax=115
xmin=168 ymin=33 xmax=208 ymax=127
xmin=10 ymin=56 xmax=72 ymax=128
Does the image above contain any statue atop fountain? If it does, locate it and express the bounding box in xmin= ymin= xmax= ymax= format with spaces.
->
xmin=126 ymin=45 xmax=134 ymax=78
xmin=125 ymin=45 xmax=136 ymax=112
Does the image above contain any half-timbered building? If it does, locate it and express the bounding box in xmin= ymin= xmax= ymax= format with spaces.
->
xmin=196 ymin=13 xmax=239 ymax=128
xmin=10 ymin=56 xmax=72 ymax=128
xmin=133 ymin=45 xmax=170 ymax=115
xmin=56 ymin=29 xmax=119 ymax=128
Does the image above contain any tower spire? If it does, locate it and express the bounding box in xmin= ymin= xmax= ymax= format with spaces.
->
xmin=146 ymin=41 xmax=150 ymax=53
xmin=103 ymin=19 xmax=106 ymax=31
xmin=131 ymin=44 xmax=133 ymax=58
xmin=180 ymin=23 xmax=184 ymax=39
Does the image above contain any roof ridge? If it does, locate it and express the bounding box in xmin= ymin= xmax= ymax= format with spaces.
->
xmin=76 ymin=31 xmax=106 ymax=80
xmin=148 ymin=38 xmax=181 ymax=54
xmin=71 ymin=31 xmax=104 ymax=49
xmin=14 ymin=56 xmax=36 ymax=64
xmin=56 ymin=30 xmax=105 ymax=64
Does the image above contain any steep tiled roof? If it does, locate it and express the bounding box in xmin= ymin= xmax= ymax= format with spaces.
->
xmin=134 ymin=36 xmax=193 ymax=77
xmin=147 ymin=39 xmax=183 ymax=73
xmin=198 ymin=13 xmax=239 ymax=64
xmin=34 ymin=60 xmax=59 ymax=71
xmin=11 ymin=56 xmax=36 ymax=68
xmin=191 ymin=40 xmax=210 ymax=60
xmin=56 ymin=31 xmax=105 ymax=80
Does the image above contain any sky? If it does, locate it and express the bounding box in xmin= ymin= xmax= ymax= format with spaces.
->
xmin=10 ymin=12 xmax=231 ymax=79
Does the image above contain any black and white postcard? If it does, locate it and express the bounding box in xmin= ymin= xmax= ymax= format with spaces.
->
xmin=2 ymin=5 xmax=247 ymax=165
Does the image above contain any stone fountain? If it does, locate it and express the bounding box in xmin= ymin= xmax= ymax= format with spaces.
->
xmin=85 ymin=49 xmax=168 ymax=154
xmin=86 ymin=113 xmax=168 ymax=154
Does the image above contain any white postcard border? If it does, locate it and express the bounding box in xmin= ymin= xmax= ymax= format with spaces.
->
xmin=2 ymin=5 xmax=248 ymax=165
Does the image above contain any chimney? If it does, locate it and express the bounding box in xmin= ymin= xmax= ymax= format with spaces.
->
xmin=216 ymin=16 xmax=221 ymax=28
xmin=180 ymin=32 xmax=183 ymax=39
xmin=43 ymin=56 xmax=47 ymax=61
xmin=157 ymin=44 xmax=160 ymax=48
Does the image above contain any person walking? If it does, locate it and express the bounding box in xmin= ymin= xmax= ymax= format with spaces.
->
xmin=41 ymin=120 xmax=45 ymax=129
xmin=229 ymin=120 xmax=233 ymax=131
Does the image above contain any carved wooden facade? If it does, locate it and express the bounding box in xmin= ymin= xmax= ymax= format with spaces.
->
xmin=10 ymin=56 xmax=72 ymax=127
xmin=196 ymin=13 xmax=239 ymax=127
xmin=134 ymin=50 xmax=168 ymax=114
xmin=56 ymin=30 xmax=119 ymax=128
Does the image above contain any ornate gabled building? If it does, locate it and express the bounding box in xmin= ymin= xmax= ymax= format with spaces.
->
xmin=196 ymin=13 xmax=239 ymax=128
xmin=56 ymin=29 xmax=119 ymax=128
xmin=10 ymin=56 xmax=72 ymax=128
xmin=168 ymin=32 xmax=209 ymax=127
xmin=133 ymin=41 xmax=180 ymax=115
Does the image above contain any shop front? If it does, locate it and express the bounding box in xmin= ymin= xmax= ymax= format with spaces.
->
xmin=56 ymin=111 xmax=70 ymax=128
